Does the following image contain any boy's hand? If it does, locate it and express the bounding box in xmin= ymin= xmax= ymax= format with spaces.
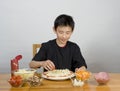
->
xmin=42 ymin=60 xmax=55 ymax=71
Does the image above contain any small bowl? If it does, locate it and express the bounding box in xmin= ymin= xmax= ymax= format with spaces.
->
xmin=71 ymin=77 xmax=85 ymax=87
xmin=27 ymin=75 xmax=43 ymax=87
xmin=14 ymin=68 xmax=36 ymax=80
xmin=94 ymin=77 xmax=109 ymax=84
xmin=94 ymin=72 xmax=110 ymax=85
xmin=8 ymin=79 xmax=25 ymax=87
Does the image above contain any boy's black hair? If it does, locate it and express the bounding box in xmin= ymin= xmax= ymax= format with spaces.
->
xmin=54 ymin=14 xmax=75 ymax=31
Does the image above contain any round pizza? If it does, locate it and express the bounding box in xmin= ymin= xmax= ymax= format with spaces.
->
xmin=42 ymin=69 xmax=75 ymax=80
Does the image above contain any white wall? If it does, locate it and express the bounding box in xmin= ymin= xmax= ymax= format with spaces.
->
xmin=0 ymin=0 xmax=120 ymax=73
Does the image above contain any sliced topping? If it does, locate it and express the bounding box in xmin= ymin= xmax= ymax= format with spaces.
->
xmin=8 ymin=75 xmax=23 ymax=87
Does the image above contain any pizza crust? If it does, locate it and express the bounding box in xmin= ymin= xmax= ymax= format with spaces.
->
xmin=42 ymin=69 xmax=75 ymax=80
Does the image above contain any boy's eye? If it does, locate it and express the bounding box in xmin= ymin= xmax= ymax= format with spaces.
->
xmin=58 ymin=31 xmax=71 ymax=35
xmin=59 ymin=31 xmax=64 ymax=34
xmin=66 ymin=32 xmax=71 ymax=34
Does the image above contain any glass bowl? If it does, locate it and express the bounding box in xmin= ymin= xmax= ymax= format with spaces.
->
xmin=27 ymin=75 xmax=43 ymax=87
xmin=94 ymin=72 xmax=110 ymax=85
xmin=71 ymin=77 xmax=85 ymax=87
xmin=13 ymin=68 xmax=36 ymax=80
xmin=8 ymin=75 xmax=25 ymax=87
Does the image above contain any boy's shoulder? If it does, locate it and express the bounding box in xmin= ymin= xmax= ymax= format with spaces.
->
xmin=41 ymin=39 xmax=56 ymax=47
xmin=67 ymin=41 xmax=78 ymax=47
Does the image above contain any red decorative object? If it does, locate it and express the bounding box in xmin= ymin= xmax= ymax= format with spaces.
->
xmin=11 ymin=55 xmax=22 ymax=76
xmin=15 ymin=55 xmax=22 ymax=61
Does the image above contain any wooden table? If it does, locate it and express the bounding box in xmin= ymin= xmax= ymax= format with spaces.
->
xmin=0 ymin=73 xmax=120 ymax=91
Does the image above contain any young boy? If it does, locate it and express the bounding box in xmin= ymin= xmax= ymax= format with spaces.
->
xmin=29 ymin=14 xmax=87 ymax=72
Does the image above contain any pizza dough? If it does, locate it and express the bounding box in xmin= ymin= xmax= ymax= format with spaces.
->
xmin=45 ymin=69 xmax=72 ymax=77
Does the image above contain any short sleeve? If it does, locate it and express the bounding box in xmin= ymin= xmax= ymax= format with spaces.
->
xmin=32 ymin=43 xmax=47 ymax=61
xmin=72 ymin=44 xmax=87 ymax=71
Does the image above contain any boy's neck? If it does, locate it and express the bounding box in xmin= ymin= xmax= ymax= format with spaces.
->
xmin=56 ymin=39 xmax=67 ymax=47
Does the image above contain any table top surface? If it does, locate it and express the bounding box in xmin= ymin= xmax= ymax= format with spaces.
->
xmin=0 ymin=73 xmax=120 ymax=91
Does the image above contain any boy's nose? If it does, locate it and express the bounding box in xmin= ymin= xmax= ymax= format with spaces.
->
xmin=63 ymin=34 xmax=67 ymax=38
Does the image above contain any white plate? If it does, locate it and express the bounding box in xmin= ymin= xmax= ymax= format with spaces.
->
xmin=41 ymin=71 xmax=75 ymax=80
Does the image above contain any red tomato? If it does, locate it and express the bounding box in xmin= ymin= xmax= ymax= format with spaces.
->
xmin=9 ymin=75 xmax=23 ymax=87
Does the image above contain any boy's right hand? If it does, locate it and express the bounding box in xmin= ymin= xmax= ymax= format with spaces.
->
xmin=42 ymin=60 xmax=55 ymax=71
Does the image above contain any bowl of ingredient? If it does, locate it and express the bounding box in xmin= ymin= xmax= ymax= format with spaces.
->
xmin=71 ymin=77 xmax=85 ymax=87
xmin=8 ymin=75 xmax=24 ymax=87
xmin=94 ymin=72 xmax=110 ymax=85
xmin=75 ymin=70 xmax=91 ymax=81
xmin=14 ymin=68 xmax=36 ymax=80
xmin=27 ymin=75 xmax=43 ymax=87
xmin=71 ymin=70 xmax=91 ymax=87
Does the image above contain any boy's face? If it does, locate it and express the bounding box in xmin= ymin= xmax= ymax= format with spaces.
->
xmin=54 ymin=26 xmax=73 ymax=46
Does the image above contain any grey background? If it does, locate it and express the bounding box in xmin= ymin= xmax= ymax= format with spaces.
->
xmin=0 ymin=0 xmax=120 ymax=73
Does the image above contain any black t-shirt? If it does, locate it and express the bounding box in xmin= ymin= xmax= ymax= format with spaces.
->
xmin=32 ymin=39 xmax=87 ymax=72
